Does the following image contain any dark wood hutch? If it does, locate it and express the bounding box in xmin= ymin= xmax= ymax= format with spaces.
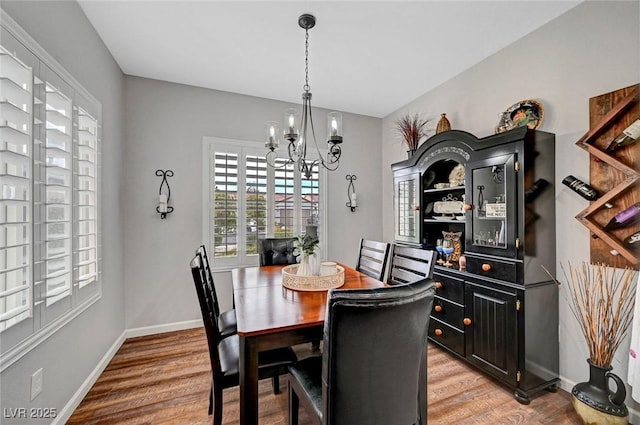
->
xmin=391 ymin=127 xmax=559 ymax=403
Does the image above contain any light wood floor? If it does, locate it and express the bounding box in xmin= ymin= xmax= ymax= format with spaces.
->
xmin=68 ymin=328 xmax=581 ymax=424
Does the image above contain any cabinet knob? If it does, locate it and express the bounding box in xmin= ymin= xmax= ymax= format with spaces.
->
xmin=463 ymin=204 xmax=473 ymax=211
xmin=434 ymin=305 xmax=443 ymax=312
xmin=463 ymin=318 xmax=472 ymax=326
xmin=482 ymin=263 xmax=492 ymax=272
xmin=434 ymin=328 xmax=443 ymax=336
xmin=435 ymin=281 xmax=443 ymax=289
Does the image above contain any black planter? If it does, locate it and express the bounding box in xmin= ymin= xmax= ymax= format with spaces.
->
xmin=572 ymin=359 xmax=628 ymax=424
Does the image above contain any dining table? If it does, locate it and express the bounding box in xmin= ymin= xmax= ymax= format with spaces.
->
xmin=231 ymin=262 xmax=388 ymax=425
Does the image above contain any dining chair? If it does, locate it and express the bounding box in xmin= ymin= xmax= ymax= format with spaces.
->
xmin=190 ymin=254 xmax=298 ymax=425
xmin=287 ymin=278 xmax=436 ymax=425
xmin=196 ymin=244 xmax=237 ymax=339
xmin=354 ymin=238 xmax=391 ymax=281
xmin=387 ymin=245 xmax=436 ymax=285
xmin=258 ymin=237 xmax=297 ymax=266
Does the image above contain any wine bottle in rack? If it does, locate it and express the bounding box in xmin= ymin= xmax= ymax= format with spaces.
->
xmin=562 ymin=175 xmax=599 ymax=201
xmin=603 ymin=202 xmax=640 ymax=231
xmin=524 ymin=178 xmax=549 ymax=203
xmin=604 ymin=119 xmax=640 ymax=153
xmin=623 ymin=231 xmax=640 ymax=251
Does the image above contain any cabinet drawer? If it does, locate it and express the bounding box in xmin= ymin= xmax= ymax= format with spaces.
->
xmin=429 ymin=318 xmax=464 ymax=357
xmin=432 ymin=297 xmax=464 ymax=330
xmin=465 ymin=256 xmax=517 ymax=282
xmin=433 ymin=272 xmax=464 ymax=304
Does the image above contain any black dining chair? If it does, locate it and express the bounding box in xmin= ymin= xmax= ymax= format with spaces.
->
xmin=258 ymin=237 xmax=297 ymax=266
xmin=287 ymin=278 xmax=436 ymax=425
xmin=196 ymin=244 xmax=237 ymax=339
xmin=354 ymin=238 xmax=391 ymax=281
xmin=190 ymin=254 xmax=298 ymax=425
xmin=387 ymin=245 xmax=436 ymax=285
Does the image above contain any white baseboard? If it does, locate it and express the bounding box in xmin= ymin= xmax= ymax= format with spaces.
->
xmin=54 ymin=319 xmax=203 ymax=424
xmin=124 ymin=319 xmax=202 ymax=339
xmin=52 ymin=330 xmax=127 ymax=425
xmin=559 ymin=374 xmax=640 ymax=424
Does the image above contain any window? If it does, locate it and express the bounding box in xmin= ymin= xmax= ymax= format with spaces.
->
xmin=203 ymin=137 xmax=326 ymax=269
xmin=0 ymin=12 xmax=101 ymax=369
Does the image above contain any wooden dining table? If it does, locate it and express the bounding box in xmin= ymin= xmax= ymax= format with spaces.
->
xmin=231 ymin=263 xmax=387 ymax=425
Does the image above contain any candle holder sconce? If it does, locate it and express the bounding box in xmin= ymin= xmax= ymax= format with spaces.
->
xmin=346 ymin=174 xmax=357 ymax=212
xmin=156 ymin=169 xmax=174 ymax=219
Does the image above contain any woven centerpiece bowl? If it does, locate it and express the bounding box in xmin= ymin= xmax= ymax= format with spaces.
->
xmin=282 ymin=265 xmax=345 ymax=291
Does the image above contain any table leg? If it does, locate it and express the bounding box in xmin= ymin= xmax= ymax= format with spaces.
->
xmin=239 ymin=335 xmax=259 ymax=425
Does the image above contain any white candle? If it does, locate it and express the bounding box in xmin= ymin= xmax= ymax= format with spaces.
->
xmin=158 ymin=194 xmax=168 ymax=213
xmin=288 ymin=114 xmax=295 ymax=134
xmin=330 ymin=118 xmax=338 ymax=136
xmin=351 ymin=193 xmax=357 ymax=207
xmin=269 ymin=125 xmax=276 ymax=143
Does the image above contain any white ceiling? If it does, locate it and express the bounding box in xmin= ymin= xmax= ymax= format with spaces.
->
xmin=78 ymin=1 xmax=581 ymax=118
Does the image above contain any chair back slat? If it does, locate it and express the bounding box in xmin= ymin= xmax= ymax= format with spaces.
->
xmin=355 ymin=239 xmax=391 ymax=281
xmin=387 ymin=245 xmax=436 ymax=285
xmin=190 ymin=254 xmax=225 ymax=379
xmin=197 ymin=245 xmax=221 ymax=317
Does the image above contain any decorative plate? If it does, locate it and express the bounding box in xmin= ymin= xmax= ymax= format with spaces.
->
xmin=495 ymin=99 xmax=544 ymax=134
xmin=448 ymin=164 xmax=465 ymax=187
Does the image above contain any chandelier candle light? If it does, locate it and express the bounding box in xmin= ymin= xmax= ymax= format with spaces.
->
xmin=265 ymin=14 xmax=343 ymax=179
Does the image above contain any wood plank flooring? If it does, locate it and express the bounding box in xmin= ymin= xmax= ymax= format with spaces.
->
xmin=68 ymin=328 xmax=581 ymax=424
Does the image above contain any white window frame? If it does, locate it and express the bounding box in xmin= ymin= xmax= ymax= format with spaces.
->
xmin=202 ymin=136 xmax=327 ymax=270
xmin=0 ymin=11 xmax=102 ymax=371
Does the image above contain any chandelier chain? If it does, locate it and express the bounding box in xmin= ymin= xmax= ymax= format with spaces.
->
xmin=264 ymin=14 xmax=342 ymax=178
xmin=304 ymin=29 xmax=310 ymax=92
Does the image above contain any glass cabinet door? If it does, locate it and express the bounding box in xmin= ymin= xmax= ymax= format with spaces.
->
xmin=466 ymin=153 xmax=518 ymax=258
xmin=394 ymin=172 xmax=420 ymax=244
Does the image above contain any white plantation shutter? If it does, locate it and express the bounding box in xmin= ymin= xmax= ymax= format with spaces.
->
xmin=0 ymin=44 xmax=32 ymax=331
xmin=274 ymin=159 xmax=295 ymax=238
xmin=203 ymin=137 xmax=326 ymax=269
xmin=245 ymin=155 xmax=267 ymax=256
xmin=76 ymin=106 xmax=98 ymax=289
xmin=42 ymin=79 xmax=73 ymax=305
xmin=0 ymin=12 xmax=102 ymax=367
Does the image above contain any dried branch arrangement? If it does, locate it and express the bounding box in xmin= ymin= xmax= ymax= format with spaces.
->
xmin=395 ymin=113 xmax=430 ymax=151
xmin=547 ymin=262 xmax=637 ymax=367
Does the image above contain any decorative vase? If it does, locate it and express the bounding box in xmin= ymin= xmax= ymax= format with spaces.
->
xmin=309 ymin=251 xmax=321 ymax=276
xmin=436 ymin=113 xmax=451 ymax=134
xmin=297 ymin=255 xmax=312 ymax=276
xmin=407 ymin=149 xmax=416 ymax=159
xmin=571 ymin=360 xmax=628 ymax=425
xmin=297 ymin=251 xmax=321 ymax=276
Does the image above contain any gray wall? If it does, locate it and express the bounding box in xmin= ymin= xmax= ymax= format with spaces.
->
xmin=381 ymin=0 xmax=640 ymax=414
xmin=0 ymin=0 xmax=125 ymax=421
xmin=122 ymin=76 xmax=382 ymax=327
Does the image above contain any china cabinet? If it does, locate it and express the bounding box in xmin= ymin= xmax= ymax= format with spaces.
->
xmin=391 ymin=127 xmax=558 ymax=403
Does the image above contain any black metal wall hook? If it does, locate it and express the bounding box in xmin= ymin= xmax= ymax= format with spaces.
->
xmin=346 ymin=174 xmax=357 ymax=212
xmin=156 ymin=169 xmax=174 ymax=219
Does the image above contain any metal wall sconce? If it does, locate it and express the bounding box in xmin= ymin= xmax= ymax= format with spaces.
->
xmin=346 ymin=174 xmax=357 ymax=212
xmin=156 ymin=169 xmax=174 ymax=219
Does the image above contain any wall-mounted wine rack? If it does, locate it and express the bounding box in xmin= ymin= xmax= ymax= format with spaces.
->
xmin=575 ymin=84 xmax=639 ymax=268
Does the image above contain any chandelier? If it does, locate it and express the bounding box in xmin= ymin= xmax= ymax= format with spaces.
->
xmin=265 ymin=14 xmax=343 ymax=179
